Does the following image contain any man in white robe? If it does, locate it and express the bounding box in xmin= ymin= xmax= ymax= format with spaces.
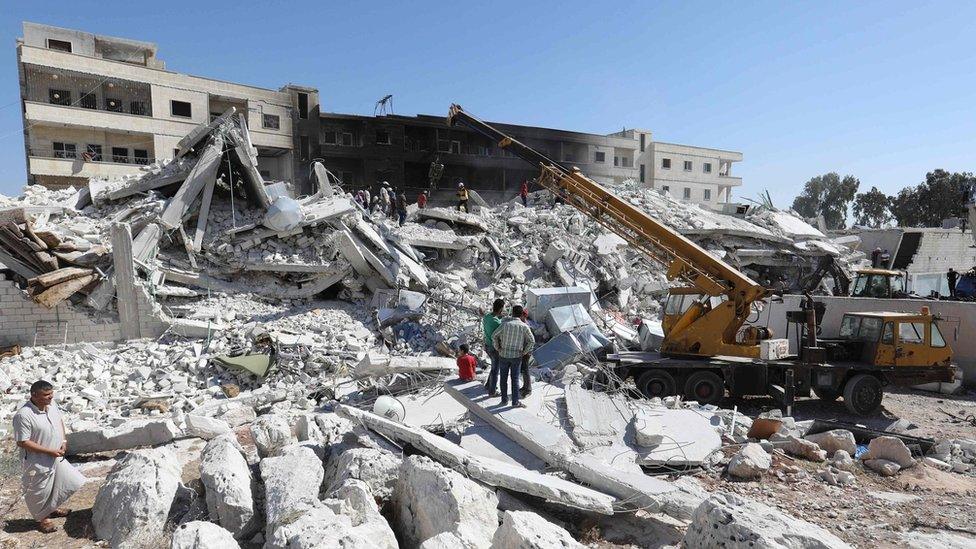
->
xmin=12 ymin=380 xmax=86 ymax=533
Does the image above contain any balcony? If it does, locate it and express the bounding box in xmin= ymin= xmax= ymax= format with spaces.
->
xmin=28 ymin=146 xmax=155 ymax=179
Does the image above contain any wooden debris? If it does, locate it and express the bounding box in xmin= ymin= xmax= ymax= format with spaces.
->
xmin=34 ymin=273 xmax=98 ymax=308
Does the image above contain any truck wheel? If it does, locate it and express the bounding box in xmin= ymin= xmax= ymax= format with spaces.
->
xmin=684 ymin=371 xmax=725 ymax=405
xmin=636 ymin=370 xmax=677 ymax=399
xmin=813 ymin=387 xmax=840 ymax=402
xmin=843 ymin=374 xmax=883 ymax=415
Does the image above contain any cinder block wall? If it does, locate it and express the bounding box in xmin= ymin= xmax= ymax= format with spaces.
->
xmin=0 ymin=279 xmax=168 ymax=346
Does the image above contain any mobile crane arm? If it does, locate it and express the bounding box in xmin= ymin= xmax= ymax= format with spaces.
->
xmin=448 ymin=104 xmax=769 ymax=358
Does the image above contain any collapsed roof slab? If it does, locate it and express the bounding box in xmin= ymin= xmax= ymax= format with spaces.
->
xmin=175 ymin=107 xmax=235 ymax=159
xmin=334 ymin=403 xmax=615 ymax=515
xmin=414 ymin=208 xmax=489 ymax=231
xmin=159 ymin=135 xmax=224 ymax=230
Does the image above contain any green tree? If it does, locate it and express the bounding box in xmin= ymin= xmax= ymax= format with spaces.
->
xmin=852 ymin=186 xmax=892 ymax=228
xmin=890 ymin=170 xmax=976 ymax=227
xmin=791 ymin=173 xmax=860 ymax=229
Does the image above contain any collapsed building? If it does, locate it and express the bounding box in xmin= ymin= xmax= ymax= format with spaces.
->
xmin=1 ymin=114 xmax=974 ymax=549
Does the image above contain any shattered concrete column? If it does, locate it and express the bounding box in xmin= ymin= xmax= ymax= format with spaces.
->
xmin=160 ymin=135 xmax=224 ymax=230
xmin=111 ymin=222 xmax=141 ymax=340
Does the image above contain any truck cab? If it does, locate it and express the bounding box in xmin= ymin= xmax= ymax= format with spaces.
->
xmin=849 ymin=269 xmax=907 ymax=298
xmin=831 ymin=310 xmax=952 ymax=367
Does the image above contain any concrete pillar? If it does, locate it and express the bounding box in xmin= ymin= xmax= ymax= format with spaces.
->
xmin=111 ymin=223 xmax=142 ymax=340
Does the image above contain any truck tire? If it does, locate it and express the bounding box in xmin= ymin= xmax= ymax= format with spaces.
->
xmin=813 ymin=387 xmax=840 ymax=402
xmin=842 ymin=374 xmax=883 ymax=415
xmin=636 ymin=369 xmax=677 ymax=399
xmin=684 ymin=371 xmax=725 ymax=405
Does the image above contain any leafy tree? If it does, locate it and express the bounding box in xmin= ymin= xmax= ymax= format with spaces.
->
xmin=791 ymin=173 xmax=860 ymax=229
xmin=852 ymin=186 xmax=892 ymax=228
xmin=890 ymin=170 xmax=976 ymax=227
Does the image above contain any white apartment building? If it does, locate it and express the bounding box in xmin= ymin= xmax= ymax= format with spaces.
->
xmin=16 ymin=22 xmax=318 ymax=189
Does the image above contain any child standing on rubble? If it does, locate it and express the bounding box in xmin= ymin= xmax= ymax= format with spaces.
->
xmin=456 ymin=344 xmax=477 ymax=382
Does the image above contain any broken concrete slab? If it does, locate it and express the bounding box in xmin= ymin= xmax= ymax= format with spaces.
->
xmin=323 ymin=447 xmax=402 ymax=502
xmin=861 ymin=435 xmax=916 ymax=469
xmin=532 ymin=331 xmax=586 ymax=370
xmin=491 ymin=510 xmax=584 ymax=549
xmin=353 ymin=353 xmax=454 ymax=379
xmin=563 ymin=382 xmax=630 ymax=449
xmin=200 ymin=435 xmax=259 ymax=539
xmin=334 ymin=403 xmax=615 ymax=514
xmin=545 ymin=303 xmax=594 ymax=335
xmin=260 ymin=445 xmax=325 ymax=529
xmin=184 ymin=414 xmax=231 ymax=440
xmin=171 ymin=521 xmax=241 ymax=549
xmin=395 ymin=454 xmax=499 ymax=549
xmin=633 ymin=407 xmax=722 ymax=467
xmin=525 ymin=286 xmax=593 ymax=321
xmin=805 ymin=429 xmax=857 ymax=456
xmin=66 ymin=418 xmax=180 ymax=455
xmin=727 ymin=443 xmax=771 ymax=479
xmin=92 ymin=447 xmax=182 ymax=547
xmin=250 ymin=413 xmax=296 ymax=458
xmin=684 ymin=492 xmax=850 ymax=549
xmin=160 ymin=134 xmax=225 ymax=230
xmin=414 ymin=207 xmax=490 ymax=231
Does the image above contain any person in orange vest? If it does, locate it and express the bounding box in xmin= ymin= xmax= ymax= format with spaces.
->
xmin=456 ymin=182 xmax=470 ymax=213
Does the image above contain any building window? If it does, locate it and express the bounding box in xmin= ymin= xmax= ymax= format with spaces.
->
xmin=661 ymin=158 xmax=671 ymax=169
xmin=683 ymin=160 xmax=692 ymax=171
xmin=662 ymin=185 xmax=670 ymax=193
xmin=640 ymin=134 xmax=646 ymax=152
xmin=341 ymin=132 xmax=353 ymax=147
xmin=620 ymin=157 xmax=631 ymax=168
xmin=322 ymin=130 xmax=337 ymax=145
xmin=683 ymin=187 xmax=691 ymax=199
xmin=105 ymin=98 xmax=123 ymax=113
xmin=79 ymin=93 xmax=97 ymax=110
xmin=376 ymin=130 xmax=391 ymax=145
xmin=49 ymin=89 xmax=71 ymax=106
xmin=298 ymin=93 xmax=309 ymax=119
xmin=53 ymin=142 xmax=76 ymax=159
xmin=262 ymin=114 xmax=280 ymax=130
xmin=300 ymin=135 xmax=310 ymax=161
xmin=703 ymin=189 xmax=711 ymax=201
xmin=112 ymin=147 xmax=129 ymax=163
xmin=443 ymin=140 xmax=461 ymax=154
xmin=613 ymin=156 xmax=619 ymax=167
xmin=130 ymin=101 xmax=148 ymax=116
xmin=703 ymin=162 xmax=712 ymax=174
xmin=133 ymin=149 xmax=149 ymax=165
xmin=171 ymin=100 xmax=192 ymax=118
xmin=639 ymin=164 xmax=645 ymax=183
xmin=594 ymin=151 xmax=606 ymax=163
xmin=46 ymin=39 xmax=72 ymax=53
xmin=85 ymin=144 xmax=102 ymax=161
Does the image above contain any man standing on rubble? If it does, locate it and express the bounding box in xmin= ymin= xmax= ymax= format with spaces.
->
xmin=378 ymin=183 xmax=390 ymax=216
xmin=483 ymin=299 xmax=505 ymax=397
xmin=520 ymin=180 xmax=530 ymax=207
xmin=492 ymin=305 xmax=535 ymax=408
xmin=519 ymin=306 xmax=532 ymax=399
xmin=948 ymin=268 xmax=959 ymax=298
xmin=396 ymin=191 xmax=408 ymax=226
xmin=13 ymin=380 xmax=86 ymax=533
xmin=457 ymin=182 xmax=470 ymax=213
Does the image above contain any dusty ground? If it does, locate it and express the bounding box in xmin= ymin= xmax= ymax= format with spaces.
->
xmin=1 ymin=389 xmax=973 ymax=548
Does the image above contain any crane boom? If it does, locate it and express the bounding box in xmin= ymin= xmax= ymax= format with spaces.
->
xmin=447 ymin=104 xmax=769 ymax=358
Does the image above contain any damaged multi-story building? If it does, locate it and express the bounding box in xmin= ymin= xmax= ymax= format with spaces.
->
xmin=16 ymin=22 xmax=317 ymax=190
xmin=16 ymin=21 xmax=742 ymax=211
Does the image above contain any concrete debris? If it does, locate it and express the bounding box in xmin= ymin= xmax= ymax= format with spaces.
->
xmin=200 ymin=434 xmax=259 ymax=539
xmin=170 ymin=521 xmax=241 ymax=549
xmin=184 ymin=414 xmax=231 ymax=440
xmin=685 ymin=492 xmax=851 ymax=549
xmin=727 ymin=443 xmax=772 ymax=479
xmin=783 ymin=435 xmax=828 ymax=462
xmin=491 ymin=510 xmax=585 ymax=549
xmin=636 ymin=408 xmax=723 ymax=467
xmin=864 ymin=458 xmax=902 ymax=476
xmin=861 ymin=435 xmax=916 ymax=469
xmin=260 ymin=445 xmax=325 ymax=539
xmin=804 ymin=429 xmax=857 ymax=456
xmin=249 ymin=413 xmax=295 ymax=458
xmin=92 ymin=447 xmax=182 ymax=547
xmin=323 ymin=447 xmax=402 ymax=502
xmin=66 ymin=418 xmax=180 ymax=455
xmin=830 ymin=449 xmax=856 ymax=472
xmin=395 ymin=454 xmax=499 ymax=549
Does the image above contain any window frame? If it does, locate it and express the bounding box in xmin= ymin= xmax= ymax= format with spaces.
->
xmin=341 ymin=132 xmax=354 ymax=147
xmin=105 ymin=98 xmax=123 ymax=113
xmin=661 ymin=158 xmax=671 ymax=169
xmin=594 ymin=151 xmax=606 ymax=163
xmin=46 ymin=38 xmax=73 ymax=53
xmin=898 ymin=322 xmax=925 ymax=344
xmin=111 ymin=147 xmax=129 ymax=164
xmin=85 ymin=144 xmax=103 ymax=162
xmin=133 ymin=149 xmax=149 ymax=165
xmin=297 ymin=93 xmax=309 ymax=119
xmin=322 ymin=130 xmax=337 ymax=145
xmin=52 ymin=142 xmax=77 ymax=159
xmin=683 ymin=160 xmax=693 ymax=172
xmin=262 ymin=113 xmax=281 ymax=130
xmin=703 ymin=162 xmax=712 ymax=174
xmin=49 ymin=88 xmax=71 ymax=106
xmin=639 ymin=163 xmax=645 ymax=183
xmin=170 ymin=100 xmax=192 ymax=118
xmin=375 ymin=129 xmax=392 ymax=145
xmin=703 ymin=188 xmax=711 ymax=201
xmin=683 ymin=187 xmax=692 ymax=200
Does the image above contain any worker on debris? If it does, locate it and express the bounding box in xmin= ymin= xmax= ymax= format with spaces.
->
xmin=354 ymin=190 xmax=365 ymax=208
xmin=457 ymin=182 xmax=470 ymax=213
xmin=363 ymin=189 xmax=371 ymax=210
xmin=518 ymin=306 xmax=532 ymax=399
xmin=880 ymin=249 xmax=891 ymax=268
xmin=871 ymin=247 xmax=882 ymax=268
xmin=417 ymin=190 xmax=428 ymax=209
xmin=520 ymin=180 xmax=530 ymax=207
xmin=948 ymin=268 xmax=959 ymax=298
xmin=378 ymin=183 xmax=390 ymax=216
xmin=492 ymin=304 xmax=535 ymax=408
xmin=483 ymin=298 xmax=505 ymax=397
xmin=456 ymin=344 xmax=477 ymax=382
xmin=12 ymin=380 xmax=87 ymax=534
xmin=396 ymin=191 xmax=408 ymax=226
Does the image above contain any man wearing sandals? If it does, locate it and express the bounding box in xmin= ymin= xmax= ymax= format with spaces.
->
xmin=12 ymin=380 xmax=86 ymax=533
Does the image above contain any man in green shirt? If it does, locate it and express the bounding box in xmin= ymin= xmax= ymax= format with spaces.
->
xmin=483 ymin=298 xmax=504 ymax=396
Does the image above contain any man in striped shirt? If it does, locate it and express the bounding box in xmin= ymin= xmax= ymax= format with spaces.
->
xmin=491 ymin=305 xmax=535 ymax=407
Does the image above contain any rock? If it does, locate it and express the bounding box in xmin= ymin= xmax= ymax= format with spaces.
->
xmin=213 ymin=401 xmax=257 ymax=428
xmin=951 ymin=461 xmax=971 ymax=473
xmin=295 ymin=414 xmax=322 ymax=442
xmin=864 ymin=459 xmax=901 ymax=476
xmin=861 ymin=436 xmax=915 ymax=468
xmin=819 ymin=468 xmax=855 ymax=486
xmin=260 ymin=445 xmax=324 ymax=529
xmin=804 ymin=429 xmax=856 ymax=456
xmin=67 ymin=418 xmax=180 ymax=455
xmin=92 ymin=448 xmax=182 ymax=547
xmin=171 ymin=521 xmax=241 ymax=549
xmin=323 ymin=447 xmax=402 ymax=502
xmin=784 ymin=435 xmax=827 ymax=462
xmin=490 ymin=510 xmax=584 ymax=549
xmin=658 ymin=476 xmax=709 ymax=521
xmin=830 ymin=450 xmax=855 ymax=472
xmin=250 ymin=414 xmax=295 ymax=458
xmin=727 ymin=443 xmax=771 ymax=479
xmin=313 ymin=413 xmax=354 ymax=446
xmin=420 ymin=532 xmax=465 ymax=548
xmin=395 ymin=455 xmax=499 ymax=548
xmin=328 ymin=479 xmax=398 ymax=548
xmin=200 ymin=435 xmax=259 ymax=538
xmin=902 ymin=530 xmax=976 ymax=548
xmin=922 ymin=456 xmax=951 ymax=471
xmin=685 ymin=492 xmax=850 ymax=549
xmin=185 ymin=415 xmax=231 ymax=440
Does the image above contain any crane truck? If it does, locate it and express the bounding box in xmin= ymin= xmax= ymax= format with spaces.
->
xmin=447 ymin=104 xmax=955 ymax=415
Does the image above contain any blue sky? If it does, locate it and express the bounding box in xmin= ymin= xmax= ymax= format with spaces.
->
xmin=0 ymin=1 xmax=973 ymax=206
